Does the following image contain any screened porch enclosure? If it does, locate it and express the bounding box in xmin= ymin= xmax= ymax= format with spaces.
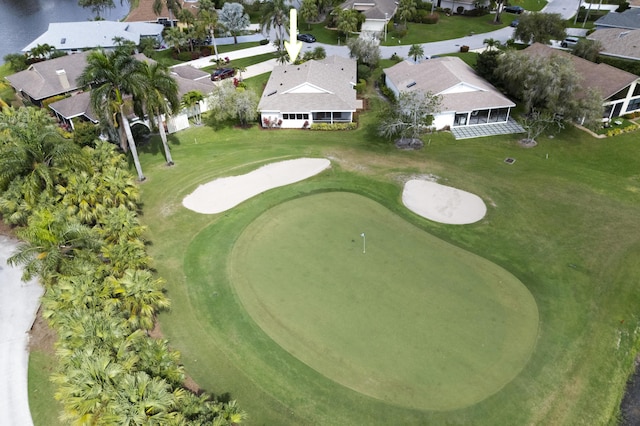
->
xmin=454 ymin=107 xmax=510 ymax=127
xmin=312 ymin=111 xmax=353 ymax=123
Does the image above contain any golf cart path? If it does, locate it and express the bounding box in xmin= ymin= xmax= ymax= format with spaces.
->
xmin=0 ymin=236 xmax=43 ymax=426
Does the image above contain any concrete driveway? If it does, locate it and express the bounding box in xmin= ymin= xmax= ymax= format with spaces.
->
xmin=0 ymin=236 xmax=43 ymax=426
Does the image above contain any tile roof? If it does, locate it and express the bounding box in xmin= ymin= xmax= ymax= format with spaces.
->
xmin=125 ymin=0 xmax=200 ymax=23
xmin=587 ymin=28 xmax=640 ymax=61
xmin=383 ymin=57 xmax=515 ymax=112
xmin=5 ymin=51 xmax=91 ymax=101
xmin=258 ymin=56 xmax=360 ymax=113
xmin=594 ymin=8 xmax=640 ymax=30
xmin=523 ymin=43 xmax=639 ymax=99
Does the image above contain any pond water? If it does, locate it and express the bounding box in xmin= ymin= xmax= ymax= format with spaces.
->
xmin=0 ymin=0 xmax=129 ymax=60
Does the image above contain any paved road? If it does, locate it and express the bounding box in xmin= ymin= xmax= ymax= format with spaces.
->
xmin=0 ymin=236 xmax=43 ymax=426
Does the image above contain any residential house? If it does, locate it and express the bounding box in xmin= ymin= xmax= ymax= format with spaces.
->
xmin=523 ymin=43 xmax=640 ymax=119
xmin=125 ymin=0 xmax=200 ymax=27
xmin=339 ymin=0 xmax=397 ymax=39
xmin=383 ymin=56 xmax=516 ymax=130
xmin=437 ymin=0 xmax=482 ymax=14
xmin=7 ymin=52 xmax=215 ymax=134
xmin=594 ymin=8 xmax=640 ymax=30
xmin=5 ymin=51 xmax=91 ymax=106
xmin=258 ymin=56 xmax=362 ymax=129
xmin=22 ymin=21 xmax=164 ymax=54
xmin=587 ymin=28 xmax=640 ymax=61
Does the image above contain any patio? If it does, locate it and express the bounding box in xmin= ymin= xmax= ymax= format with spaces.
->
xmin=451 ymin=118 xmax=525 ymax=140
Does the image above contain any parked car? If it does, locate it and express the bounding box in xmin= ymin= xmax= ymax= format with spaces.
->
xmin=211 ymin=68 xmax=235 ymax=81
xmin=560 ymin=36 xmax=579 ymax=48
xmin=504 ymin=5 xmax=524 ymax=13
xmin=510 ymin=19 xmax=519 ymax=27
xmin=297 ymin=33 xmax=316 ymax=43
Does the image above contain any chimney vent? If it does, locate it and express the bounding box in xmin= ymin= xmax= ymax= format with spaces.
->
xmin=56 ymin=69 xmax=70 ymax=90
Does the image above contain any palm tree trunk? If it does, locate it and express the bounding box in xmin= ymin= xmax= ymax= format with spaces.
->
xmin=120 ymin=108 xmax=146 ymax=181
xmin=157 ymin=113 xmax=174 ymax=165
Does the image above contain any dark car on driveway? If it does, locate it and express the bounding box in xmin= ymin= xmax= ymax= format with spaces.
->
xmin=297 ymin=33 xmax=316 ymax=43
xmin=504 ymin=5 xmax=524 ymax=13
xmin=211 ymin=68 xmax=235 ymax=81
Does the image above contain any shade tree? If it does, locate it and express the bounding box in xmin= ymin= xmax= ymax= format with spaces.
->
xmin=377 ymin=90 xmax=442 ymax=142
xmin=218 ymin=2 xmax=250 ymax=44
xmin=513 ymin=12 xmax=566 ymax=45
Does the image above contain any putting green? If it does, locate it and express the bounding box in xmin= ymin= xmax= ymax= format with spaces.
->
xmin=229 ymin=192 xmax=538 ymax=411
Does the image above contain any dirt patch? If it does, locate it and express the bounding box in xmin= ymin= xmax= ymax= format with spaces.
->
xmin=620 ymin=354 xmax=640 ymax=425
xmin=519 ymin=139 xmax=537 ymax=148
xmin=0 ymin=219 xmax=16 ymax=238
xmin=395 ymin=138 xmax=424 ymax=150
xmin=29 ymin=306 xmax=57 ymax=355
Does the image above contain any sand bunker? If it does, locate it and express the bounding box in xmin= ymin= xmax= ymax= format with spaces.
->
xmin=183 ymin=158 xmax=331 ymax=214
xmin=402 ymin=180 xmax=487 ymax=225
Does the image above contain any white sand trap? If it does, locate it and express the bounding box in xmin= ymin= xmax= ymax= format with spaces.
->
xmin=183 ymin=158 xmax=331 ymax=214
xmin=402 ymin=179 xmax=487 ymax=225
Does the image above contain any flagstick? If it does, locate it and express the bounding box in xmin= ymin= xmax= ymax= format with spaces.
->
xmin=361 ymin=232 xmax=366 ymax=254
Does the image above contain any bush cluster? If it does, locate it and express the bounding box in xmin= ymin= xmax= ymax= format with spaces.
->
xmin=0 ymin=107 xmax=245 ymax=424
xmin=607 ymin=124 xmax=638 ymax=137
xmin=310 ymin=122 xmax=358 ymax=130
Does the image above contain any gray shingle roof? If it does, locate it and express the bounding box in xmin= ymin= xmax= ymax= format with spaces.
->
xmin=383 ymin=57 xmax=515 ymax=112
xmin=258 ymin=56 xmax=359 ymax=113
xmin=48 ymin=91 xmax=98 ymax=122
xmin=523 ymin=43 xmax=639 ymax=100
xmin=594 ymin=8 xmax=640 ymax=30
xmin=171 ymin=65 xmax=211 ymax=81
xmin=22 ymin=21 xmax=163 ymax=52
xmin=587 ymin=28 xmax=640 ymax=61
xmin=5 ymin=51 xmax=91 ymax=101
xmin=340 ymin=0 xmax=397 ymax=20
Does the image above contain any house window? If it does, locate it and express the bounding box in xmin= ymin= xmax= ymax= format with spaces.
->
xmin=608 ymin=87 xmax=629 ymax=102
xmin=633 ymin=84 xmax=640 ymax=97
xmin=283 ymin=114 xmax=289 ymax=119
xmin=296 ymin=113 xmax=303 ymax=119
xmin=454 ymin=113 xmax=468 ymax=126
xmin=303 ymin=114 xmax=309 ymax=119
xmin=626 ymin=98 xmax=640 ymax=113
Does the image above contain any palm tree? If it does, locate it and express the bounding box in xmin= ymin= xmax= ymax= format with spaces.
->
xmin=108 ymin=268 xmax=170 ymax=331
xmin=408 ymin=44 xmax=424 ymax=62
xmin=137 ymin=61 xmax=180 ymax=166
xmin=0 ymin=106 xmax=88 ymax=203
xmin=164 ymin=27 xmax=187 ymax=54
xmin=260 ymin=0 xmax=289 ymax=51
xmin=336 ymin=8 xmax=359 ymax=39
xmin=483 ymin=38 xmax=500 ymax=51
xmin=8 ymin=208 xmax=100 ymax=282
xmin=153 ymin=0 xmax=182 ymax=27
xmin=396 ymin=0 xmax=417 ymax=28
xmin=78 ymin=49 xmax=147 ymax=181
xmin=198 ymin=0 xmax=221 ymax=62
xmin=181 ymin=90 xmax=204 ymax=125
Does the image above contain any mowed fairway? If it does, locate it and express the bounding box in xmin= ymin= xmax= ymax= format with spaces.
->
xmin=229 ymin=192 xmax=538 ymax=410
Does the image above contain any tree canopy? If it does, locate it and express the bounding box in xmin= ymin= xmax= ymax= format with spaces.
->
xmin=513 ymin=12 xmax=566 ymax=45
xmin=218 ymin=2 xmax=251 ymax=44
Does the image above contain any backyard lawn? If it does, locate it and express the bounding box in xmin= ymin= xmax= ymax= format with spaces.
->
xmin=125 ymin=112 xmax=640 ymax=424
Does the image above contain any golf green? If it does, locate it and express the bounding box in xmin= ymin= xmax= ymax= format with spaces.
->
xmin=229 ymin=192 xmax=539 ymax=411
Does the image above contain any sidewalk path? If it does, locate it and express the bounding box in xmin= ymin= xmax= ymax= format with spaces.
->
xmin=0 ymin=236 xmax=43 ymax=426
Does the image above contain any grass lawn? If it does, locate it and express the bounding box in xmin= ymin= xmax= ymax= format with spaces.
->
xmin=230 ymin=192 xmax=538 ymax=410
xmin=29 ymin=351 xmax=63 ymax=426
xmin=128 ymin=109 xmax=640 ymax=425
xmin=201 ymin=53 xmax=276 ymax=73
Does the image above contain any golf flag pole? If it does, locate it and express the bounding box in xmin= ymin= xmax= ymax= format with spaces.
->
xmin=361 ymin=232 xmax=366 ymax=254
